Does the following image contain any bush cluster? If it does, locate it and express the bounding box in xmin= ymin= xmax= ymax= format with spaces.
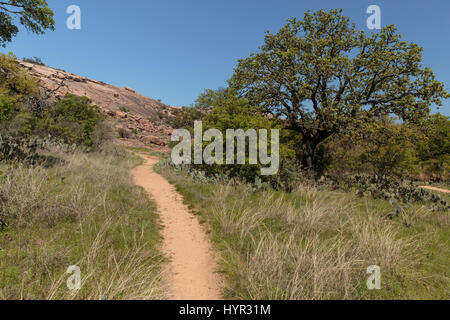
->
xmin=169 ymin=87 xmax=449 ymax=207
xmin=22 ymin=56 xmax=45 ymax=66
xmin=0 ymin=53 xmax=107 ymax=161
xmin=342 ymin=175 xmax=448 ymax=210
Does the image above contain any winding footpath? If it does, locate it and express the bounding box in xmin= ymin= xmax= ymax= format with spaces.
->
xmin=419 ymin=186 xmax=450 ymax=194
xmin=132 ymin=154 xmax=222 ymax=300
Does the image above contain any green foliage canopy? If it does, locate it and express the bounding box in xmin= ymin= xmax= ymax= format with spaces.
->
xmin=38 ymin=94 xmax=105 ymax=147
xmin=0 ymin=54 xmax=105 ymax=151
xmin=0 ymin=52 xmax=38 ymax=124
xmin=230 ymin=9 xmax=449 ymax=169
xmin=0 ymin=0 xmax=55 ymax=47
xmin=191 ymin=88 xmax=299 ymax=189
xmin=170 ymin=106 xmax=204 ymax=134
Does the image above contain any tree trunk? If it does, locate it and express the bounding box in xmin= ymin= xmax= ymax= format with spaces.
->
xmin=301 ymin=139 xmax=317 ymax=170
xmin=300 ymin=129 xmax=334 ymax=170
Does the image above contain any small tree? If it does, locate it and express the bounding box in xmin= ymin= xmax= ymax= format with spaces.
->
xmin=0 ymin=0 xmax=54 ymax=47
xmin=230 ymin=9 xmax=449 ymax=170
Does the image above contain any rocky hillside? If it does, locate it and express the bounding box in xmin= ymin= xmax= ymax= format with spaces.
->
xmin=20 ymin=60 xmax=177 ymax=149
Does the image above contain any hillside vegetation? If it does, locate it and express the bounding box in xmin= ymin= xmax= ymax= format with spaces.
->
xmin=157 ymin=158 xmax=449 ymax=299
xmin=171 ymin=10 xmax=450 ymax=205
xmin=0 ymin=150 xmax=164 ymax=299
xmin=0 ymin=4 xmax=449 ymax=300
xmin=0 ymin=53 xmax=164 ymax=299
xmin=162 ymin=9 xmax=449 ymax=300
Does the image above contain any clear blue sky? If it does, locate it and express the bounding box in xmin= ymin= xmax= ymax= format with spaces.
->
xmin=2 ymin=0 xmax=449 ymax=115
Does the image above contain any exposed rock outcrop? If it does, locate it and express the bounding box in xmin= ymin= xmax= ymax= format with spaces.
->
xmin=20 ymin=61 xmax=178 ymax=150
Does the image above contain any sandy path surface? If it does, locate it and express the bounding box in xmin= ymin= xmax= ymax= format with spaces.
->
xmin=420 ymin=186 xmax=450 ymax=194
xmin=132 ymin=154 xmax=222 ymax=300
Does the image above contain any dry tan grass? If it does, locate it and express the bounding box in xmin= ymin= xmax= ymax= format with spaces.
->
xmin=0 ymin=149 xmax=165 ymax=300
xmin=157 ymin=170 xmax=441 ymax=299
xmin=212 ymin=188 xmax=419 ymax=299
xmin=47 ymin=217 xmax=164 ymax=300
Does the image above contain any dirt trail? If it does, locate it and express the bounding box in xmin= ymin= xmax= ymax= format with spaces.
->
xmin=420 ymin=186 xmax=450 ymax=194
xmin=132 ymin=154 xmax=222 ymax=300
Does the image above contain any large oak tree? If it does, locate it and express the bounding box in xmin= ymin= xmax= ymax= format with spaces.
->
xmin=230 ymin=9 xmax=449 ymax=169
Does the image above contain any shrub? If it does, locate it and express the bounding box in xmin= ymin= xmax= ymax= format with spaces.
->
xmin=170 ymin=106 xmax=204 ymax=131
xmin=0 ymin=53 xmax=38 ymax=101
xmin=173 ymin=89 xmax=300 ymax=190
xmin=0 ymin=91 xmax=19 ymax=123
xmin=0 ymin=133 xmax=40 ymax=162
xmin=22 ymin=56 xmax=45 ymax=66
xmin=343 ymin=175 xmax=448 ymax=211
xmin=118 ymin=128 xmax=132 ymax=139
xmin=8 ymin=112 xmax=36 ymax=136
xmin=0 ymin=54 xmax=109 ymax=154
xmin=91 ymin=122 xmax=114 ymax=152
xmin=37 ymin=94 xmax=105 ymax=148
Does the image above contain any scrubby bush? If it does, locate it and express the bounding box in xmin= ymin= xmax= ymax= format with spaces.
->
xmin=416 ymin=114 xmax=450 ymax=181
xmin=22 ymin=56 xmax=45 ymax=66
xmin=344 ymin=175 xmax=448 ymax=210
xmin=183 ymin=88 xmax=300 ymax=190
xmin=0 ymin=53 xmax=39 ymax=103
xmin=118 ymin=127 xmax=132 ymax=139
xmin=36 ymin=94 xmax=105 ymax=148
xmin=0 ymin=133 xmax=40 ymax=162
xmin=170 ymin=105 xmax=205 ymax=131
xmin=322 ymin=118 xmax=421 ymax=178
xmin=175 ymin=87 xmax=449 ymax=196
xmin=0 ymin=53 xmax=108 ymax=159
